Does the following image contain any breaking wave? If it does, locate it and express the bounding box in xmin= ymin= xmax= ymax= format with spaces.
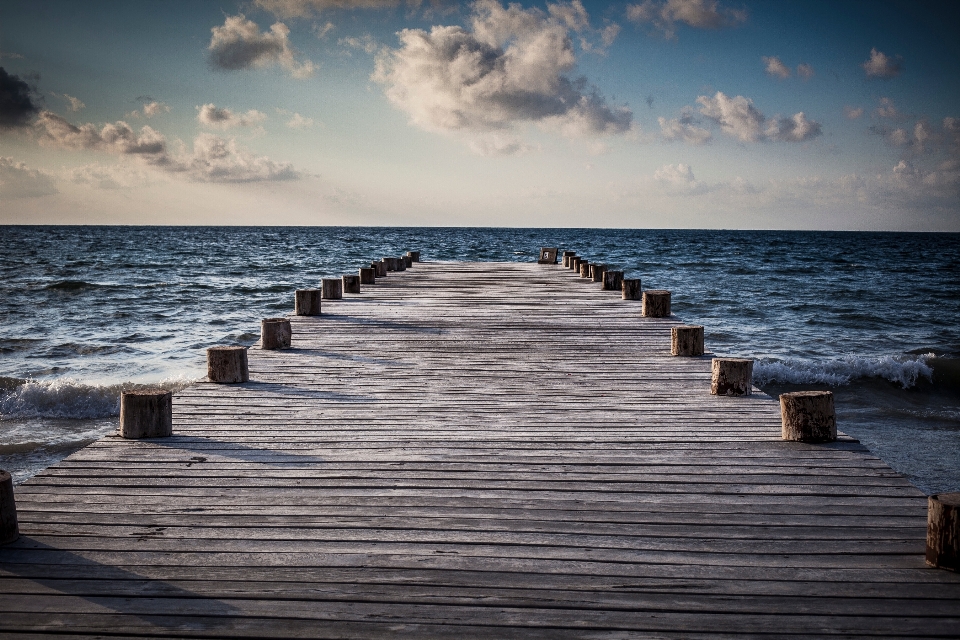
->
xmin=753 ymin=353 xmax=936 ymax=388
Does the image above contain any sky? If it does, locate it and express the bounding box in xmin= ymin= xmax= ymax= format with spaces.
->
xmin=1 ymin=0 xmax=958 ymax=230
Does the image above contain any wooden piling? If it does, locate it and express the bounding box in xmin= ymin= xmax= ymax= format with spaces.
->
xmin=671 ymin=325 xmax=704 ymax=356
xmin=642 ymin=290 xmax=671 ymax=317
xmin=780 ymin=391 xmax=837 ymax=442
xmin=342 ymin=274 xmax=361 ymax=294
xmin=622 ymin=278 xmax=641 ymax=300
xmin=602 ymin=270 xmax=624 ymax=291
xmin=711 ymin=358 xmax=753 ymax=396
xmin=372 ymin=261 xmax=386 ymax=277
xmin=401 ymin=256 xmax=412 ymax=269
xmin=0 ymin=469 xmax=19 ymax=545
xmin=562 ymin=251 xmax=576 ymax=267
xmin=206 ymin=346 xmax=249 ymax=383
xmin=383 ymin=257 xmax=397 ymax=272
xmin=571 ymin=257 xmax=583 ymax=271
xmin=927 ymin=493 xmax=960 ymax=571
xmin=406 ymin=251 xmax=420 ymax=262
xmin=579 ymin=261 xmax=591 ymax=278
xmin=321 ymin=278 xmax=343 ymax=299
xmin=590 ymin=264 xmax=606 ymax=282
xmin=359 ymin=267 xmax=376 ymax=285
xmin=396 ymin=257 xmax=407 ymax=272
xmin=294 ymin=289 xmax=321 ymax=316
xmin=261 ymin=317 xmax=292 ymax=350
xmin=119 ymin=390 xmax=173 ymax=439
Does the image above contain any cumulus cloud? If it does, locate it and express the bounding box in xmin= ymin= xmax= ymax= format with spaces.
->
xmin=654 ymin=163 xmax=711 ymax=194
xmin=874 ymin=97 xmax=902 ymax=120
xmin=626 ymin=0 xmax=746 ymax=39
xmin=863 ymin=48 xmax=902 ymax=79
xmin=70 ymin=162 xmax=152 ymax=189
xmin=198 ymin=104 xmax=268 ymax=129
xmin=279 ymin=110 xmax=314 ymax=128
xmin=658 ymin=110 xmax=711 ymax=144
xmin=35 ymin=111 xmax=297 ymax=183
xmin=762 ymin=56 xmax=790 ymax=79
xmin=697 ymin=91 xmax=821 ymax=143
xmin=0 ymin=67 xmax=40 ymax=129
xmin=127 ymin=100 xmax=171 ymax=119
xmin=797 ymin=63 xmax=814 ymax=79
xmin=208 ymin=14 xmax=315 ymax=78
xmin=340 ymin=34 xmax=379 ymax=54
xmin=255 ymin=0 xmax=403 ymax=19
xmin=56 ymin=94 xmax=85 ymax=111
xmin=0 ymin=156 xmax=57 ymax=198
xmin=844 ymin=105 xmax=864 ymax=119
xmin=373 ymin=0 xmax=631 ymax=152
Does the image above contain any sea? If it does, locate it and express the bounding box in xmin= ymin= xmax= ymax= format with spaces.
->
xmin=1 ymin=226 xmax=958 ymax=494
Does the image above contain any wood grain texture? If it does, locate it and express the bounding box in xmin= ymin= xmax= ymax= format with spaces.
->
xmin=2 ymin=261 xmax=958 ymax=638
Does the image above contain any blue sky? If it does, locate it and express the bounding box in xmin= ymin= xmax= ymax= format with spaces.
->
xmin=1 ymin=0 xmax=958 ymax=229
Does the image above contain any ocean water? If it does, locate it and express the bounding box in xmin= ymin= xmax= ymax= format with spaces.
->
xmin=1 ymin=226 xmax=958 ymax=493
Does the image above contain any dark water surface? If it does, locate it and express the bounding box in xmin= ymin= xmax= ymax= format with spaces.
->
xmin=1 ymin=226 xmax=958 ymax=492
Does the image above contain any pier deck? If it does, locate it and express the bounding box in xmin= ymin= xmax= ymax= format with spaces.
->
xmin=2 ymin=261 xmax=958 ymax=637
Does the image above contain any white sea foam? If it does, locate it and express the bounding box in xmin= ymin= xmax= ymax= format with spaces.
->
xmin=0 ymin=376 xmax=196 ymax=420
xmin=753 ymin=353 xmax=935 ymax=388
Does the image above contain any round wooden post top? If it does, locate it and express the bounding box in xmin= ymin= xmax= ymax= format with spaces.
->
xmin=119 ymin=389 xmax=173 ymax=439
xmin=671 ymin=325 xmax=704 ymax=357
xmin=206 ymin=345 xmax=249 ymax=384
xmin=342 ymin=274 xmax=361 ymax=294
xmin=261 ymin=317 xmax=292 ymax=350
xmin=0 ymin=469 xmax=19 ymax=545
xmin=780 ymin=390 xmax=836 ymax=442
xmin=642 ymin=289 xmax=671 ymax=317
xmin=927 ymin=493 xmax=960 ymax=571
xmin=711 ymin=358 xmax=753 ymax=396
xmin=579 ymin=261 xmax=591 ymax=277
xmin=294 ymin=289 xmax=321 ymax=316
xmin=359 ymin=267 xmax=376 ymax=284
xmin=321 ymin=278 xmax=343 ymax=299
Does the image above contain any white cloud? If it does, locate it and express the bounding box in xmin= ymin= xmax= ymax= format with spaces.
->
xmin=762 ymin=56 xmax=790 ymax=79
xmin=285 ymin=112 xmax=314 ymax=129
xmin=696 ymin=91 xmax=821 ymax=143
xmin=255 ymin=0 xmax=403 ymax=19
xmin=797 ymin=63 xmax=814 ymax=79
xmin=61 ymin=94 xmax=85 ymax=111
xmin=0 ymin=156 xmax=57 ymax=198
xmin=143 ymin=101 xmax=171 ymax=117
xmin=198 ymin=104 xmax=268 ymax=129
xmin=372 ymin=0 xmax=631 ymax=152
xmin=626 ymin=0 xmax=746 ymax=39
xmin=340 ymin=34 xmax=379 ymax=54
xmin=654 ymin=163 xmax=711 ymax=194
xmin=313 ymin=21 xmax=335 ymax=39
xmin=875 ymin=97 xmax=901 ymax=120
xmin=765 ymin=112 xmax=822 ymax=142
xmin=658 ymin=110 xmax=711 ymax=144
xmin=844 ymin=106 xmax=864 ymax=119
xmin=34 ymin=111 xmax=297 ymax=183
xmin=208 ymin=14 xmax=315 ymax=78
xmin=863 ymin=48 xmax=902 ymax=79
xmin=70 ymin=162 xmax=152 ymax=189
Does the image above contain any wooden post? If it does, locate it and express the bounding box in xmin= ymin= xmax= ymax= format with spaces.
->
xmin=927 ymin=493 xmax=960 ymax=571
xmin=562 ymin=251 xmax=576 ymax=267
xmin=207 ymin=346 xmax=249 ymax=383
xmin=538 ymin=248 xmax=558 ymax=264
xmin=711 ymin=358 xmax=753 ymax=396
xmin=671 ymin=325 xmax=704 ymax=356
xmin=396 ymin=257 xmax=407 ymax=271
xmin=372 ymin=261 xmax=386 ymax=277
xmin=119 ymin=389 xmax=173 ymax=439
xmin=294 ymin=289 xmax=321 ymax=316
xmin=383 ymin=257 xmax=397 ymax=272
xmin=261 ymin=317 xmax=292 ymax=350
xmin=642 ymin=290 xmax=671 ymax=317
xmin=602 ymin=270 xmax=623 ymax=291
xmin=571 ymin=257 xmax=582 ymax=271
xmin=406 ymin=251 xmax=420 ymax=262
xmin=321 ymin=278 xmax=342 ymax=299
xmin=622 ymin=279 xmax=641 ymax=300
xmin=342 ymin=274 xmax=361 ymax=294
xmin=780 ymin=391 xmax=836 ymax=442
xmin=359 ymin=267 xmax=376 ymax=285
xmin=590 ymin=264 xmax=606 ymax=282
xmin=579 ymin=261 xmax=591 ymax=278
xmin=401 ymin=255 xmax=412 ymax=269
xmin=0 ymin=469 xmax=19 ymax=545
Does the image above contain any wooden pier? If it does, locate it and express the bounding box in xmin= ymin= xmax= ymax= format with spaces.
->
xmin=1 ymin=261 xmax=958 ymax=637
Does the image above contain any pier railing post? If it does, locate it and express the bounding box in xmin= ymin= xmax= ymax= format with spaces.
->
xmin=672 ymin=326 xmax=704 ymax=356
xmin=642 ymin=290 xmax=671 ymax=317
xmin=207 ymin=346 xmax=249 ymax=383
xmin=571 ymin=257 xmax=583 ymax=272
xmin=0 ymin=469 xmax=20 ymax=545
xmin=119 ymin=390 xmax=173 ymax=439
xmin=590 ymin=264 xmax=606 ymax=282
xmin=780 ymin=391 xmax=836 ymax=442
xmin=602 ymin=270 xmax=623 ymax=291
xmin=562 ymin=251 xmax=576 ymax=267
xmin=322 ymin=278 xmax=343 ymax=299
xmin=383 ymin=257 xmax=397 ymax=272
xmin=295 ymin=289 xmax=321 ymax=315
xmin=359 ymin=267 xmax=376 ymax=285
xmin=342 ymin=274 xmax=361 ymax=294
xmin=927 ymin=493 xmax=960 ymax=571
xmin=711 ymin=358 xmax=753 ymax=396
xmin=579 ymin=261 xmax=591 ymax=278
xmin=261 ymin=317 xmax=292 ymax=350
xmin=622 ymin=279 xmax=641 ymax=300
